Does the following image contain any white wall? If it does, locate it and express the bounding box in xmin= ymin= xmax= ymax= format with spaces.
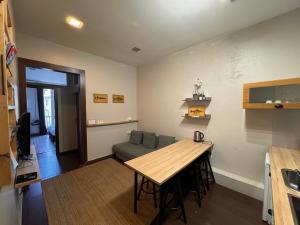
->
xmin=58 ymin=84 xmax=78 ymax=153
xmin=137 ymin=9 xmax=300 ymax=199
xmin=0 ymin=186 xmax=21 ymax=225
xmin=16 ymin=32 xmax=137 ymax=160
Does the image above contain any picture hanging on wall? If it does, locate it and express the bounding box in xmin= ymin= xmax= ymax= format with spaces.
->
xmin=113 ymin=94 xmax=124 ymax=103
xmin=93 ymin=94 xmax=108 ymax=103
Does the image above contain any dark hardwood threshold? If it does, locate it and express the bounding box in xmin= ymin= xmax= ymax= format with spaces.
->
xmin=59 ymin=149 xmax=79 ymax=156
xmin=85 ymin=154 xmax=113 ymax=165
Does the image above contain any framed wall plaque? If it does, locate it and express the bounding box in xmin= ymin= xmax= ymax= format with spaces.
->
xmin=113 ymin=94 xmax=124 ymax=103
xmin=93 ymin=94 xmax=108 ymax=103
xmin=188 ymin=105 xmax=205 ymax=117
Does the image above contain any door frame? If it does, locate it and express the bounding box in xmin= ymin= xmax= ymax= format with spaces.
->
xmin=18 ymin=57 xmax=87 ymax=164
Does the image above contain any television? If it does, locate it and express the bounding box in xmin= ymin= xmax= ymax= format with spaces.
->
xmin=17 ymin=112 xmax=31 ymax=159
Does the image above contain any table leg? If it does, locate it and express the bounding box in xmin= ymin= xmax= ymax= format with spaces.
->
xmin=153 ymin=182 xmax=157 ymax=208
xmin=134 ymin=171 xmax=138 ymax=214
xmin=158 ymin=185 xmax=165 ymax=225
xmin=176 ymin=176 xmax=187 ymax=224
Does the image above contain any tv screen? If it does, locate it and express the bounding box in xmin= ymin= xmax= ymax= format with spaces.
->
xmin=17 ymin=112 xmax=31 ymax=158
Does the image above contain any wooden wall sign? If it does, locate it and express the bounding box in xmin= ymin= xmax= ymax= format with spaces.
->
xmin=93 ymin=94 xmax=108 ymax=103
xmin=188 ymin=105 xmax=205 ymax=117
xmin=113 ymin=94 xmax=124 ymax=103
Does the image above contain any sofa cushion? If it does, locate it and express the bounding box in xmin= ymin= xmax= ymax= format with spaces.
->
xmin=129 ymin=130 xmax=143 ymax=145
xmin=157 ymin=135 xmax=175 ymax=149
xmin=112 ymin=142 xmax=154 ymax=161
xmin=142 ymin=132 xmax=156 ymax=149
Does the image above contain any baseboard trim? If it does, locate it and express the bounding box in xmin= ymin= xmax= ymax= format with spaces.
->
xmin=85 ymin=154 xmax=113 ymax=165
xmin=212 ymin=167 xmax=264 ymax=201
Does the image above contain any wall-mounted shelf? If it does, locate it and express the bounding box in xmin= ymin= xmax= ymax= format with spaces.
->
xmin=183 ymin=97 xmax=211 ymax=102
xmin=15 ymin=146 xmax=41 ymax=189
xmin=182 ymin=114 xmax=211 ymax=119
xmin=243 ymin=78 xmax=300 ymax=109
xmin=8 ymin=105 xmax=15 ymax=110
xmin=0 ymin=0 xmax=17 ymax=186
xmin=182 ymin=96 xmax=212 ymax=120
xmin=87 ymin=120 xmax=138 ymax=128
xmin=7 ymin=74 xmax=14 ymax=87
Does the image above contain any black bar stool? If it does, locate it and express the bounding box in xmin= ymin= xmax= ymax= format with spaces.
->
xmin=137 ymin=176 xmax=158 ymax=208
xmin=182 ymin=162 xmax=205 ymax=207
xmin=200 ymin=150 xmax=215 ymax=191
xmin=161 ymin=174 xmax=187 ymax=224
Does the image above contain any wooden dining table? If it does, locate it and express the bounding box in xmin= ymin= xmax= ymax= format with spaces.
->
xmin=125 ymin=138 xmax=213 ymax=224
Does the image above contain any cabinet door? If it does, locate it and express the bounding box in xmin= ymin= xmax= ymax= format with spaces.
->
xmin=0 ymin=156 xmax=11 ymax=186
xmin=243 ymin=78 xmax=300 ymax=109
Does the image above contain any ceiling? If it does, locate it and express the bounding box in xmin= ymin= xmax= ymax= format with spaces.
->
xmin=12 ymin=0 xmax=300 ymax=66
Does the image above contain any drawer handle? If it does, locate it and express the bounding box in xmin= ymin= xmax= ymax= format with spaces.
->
xmin=268 ymin=209 xmax=273 ymax=216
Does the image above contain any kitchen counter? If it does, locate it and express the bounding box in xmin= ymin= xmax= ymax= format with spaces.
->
xmin=269 ymin=146 xmax=300 ymax=225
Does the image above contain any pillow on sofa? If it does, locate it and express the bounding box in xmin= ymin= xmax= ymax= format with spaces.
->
xmin=142 ymin=132 xmax=156 ymax=149
xmin=129 ymin=130 xmax=143 ymax=145
xmin=157 ymin=135 xmax=175 ymax=149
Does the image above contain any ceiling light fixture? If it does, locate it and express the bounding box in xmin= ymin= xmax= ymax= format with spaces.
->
xmin=66 ymin=16 xmax=83 ymax=29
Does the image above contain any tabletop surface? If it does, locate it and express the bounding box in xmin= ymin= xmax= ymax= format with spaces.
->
xmin=269 ymin=146 xmax=300 ymax=225
xmin=125 ymin=139 xmax=213 ymax=185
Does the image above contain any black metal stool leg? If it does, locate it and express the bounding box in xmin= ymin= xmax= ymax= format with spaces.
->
xmin=176 ymin=176 xmax=187 ymax=224
xmin=205 ymin=158 xmax=210 ymax=191
xmin=198 ymin=167 xmax=207 ymax=195
xmin=194 ymin=165 xmax=202 ymax=207
xmin=207 ymin=155 xmax=215 ymax=183
xmin=137 ymin=176 xmax=145 ymax=200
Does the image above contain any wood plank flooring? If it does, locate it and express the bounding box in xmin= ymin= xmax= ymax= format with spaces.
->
xmin=22 ymin=138 xmax=266 ymax=225
xmin=41 ymin=158 xmax=266 ymax=225
xmin=42 ymin=158 xmax=156 ymax=225
xmin=22 ymin=135 xmax=81 ymax=225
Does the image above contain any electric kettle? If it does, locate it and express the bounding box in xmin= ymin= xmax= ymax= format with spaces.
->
xmin=194 ymin=131 xmax=204 ymax=142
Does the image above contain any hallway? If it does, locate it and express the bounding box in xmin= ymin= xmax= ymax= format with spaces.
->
xmin=31 ymin=135 xmax=81 ymax=180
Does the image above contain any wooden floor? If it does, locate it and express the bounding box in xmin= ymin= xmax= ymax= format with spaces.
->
xmin=39 ymin=158 xmax=266 ymax=225
xmin=42 ymin=158 xmax=156 ymax=225
xmin=22 ymin=135 xmax=81 ymax=225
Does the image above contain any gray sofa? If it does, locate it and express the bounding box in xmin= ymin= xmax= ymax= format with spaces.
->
xmin=112 ymin=131 xmax=175 ymax=161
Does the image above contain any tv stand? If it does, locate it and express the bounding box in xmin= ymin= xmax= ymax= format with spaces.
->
xmin=20 ymin=154 xmax=34 ymax=161
xmin=15 ymin=145 xmax=41 ymax=189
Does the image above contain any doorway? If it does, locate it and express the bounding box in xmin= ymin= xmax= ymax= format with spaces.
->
xmin=43 ymin=89 xmax=55 ymax=137
xmin=18 ymin=58 xmax=87 ymax=178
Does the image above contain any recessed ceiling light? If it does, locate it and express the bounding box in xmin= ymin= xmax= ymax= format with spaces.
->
xmin=66 ymin=16 xmax=83 ymax=29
